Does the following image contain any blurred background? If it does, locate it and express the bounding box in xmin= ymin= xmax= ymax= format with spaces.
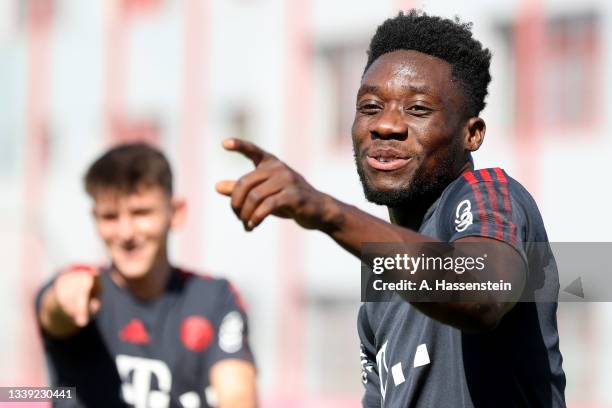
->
xmin=1 ymin=0 xmax=611 ymax=406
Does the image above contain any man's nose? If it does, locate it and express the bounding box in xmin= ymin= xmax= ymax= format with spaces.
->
xmin=117 ymin=214 xmax=136 ymax=240
xmin=371 ymin=107 xmax=408 ymax=140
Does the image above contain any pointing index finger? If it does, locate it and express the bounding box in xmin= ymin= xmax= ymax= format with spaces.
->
xmin=222 ymin=138 xmax=271 ymax=166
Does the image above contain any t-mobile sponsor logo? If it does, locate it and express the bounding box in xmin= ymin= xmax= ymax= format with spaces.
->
xmin=116 ymin=355 xmax=206 ymax=408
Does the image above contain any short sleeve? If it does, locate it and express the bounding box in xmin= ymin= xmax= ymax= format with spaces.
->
xmin=439 ymin=168 xmax=528 ymax=259
xmin=358 ymin=305 xmax=382 ymax=408
xmin=205 ymin=280 xmax=255 ymax=370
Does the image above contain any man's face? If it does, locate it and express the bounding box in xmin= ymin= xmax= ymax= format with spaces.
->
xmin=92 ymin=185 xmax=176 ymax=280
xmin=352 ymin=50 xmax=468 ymax=207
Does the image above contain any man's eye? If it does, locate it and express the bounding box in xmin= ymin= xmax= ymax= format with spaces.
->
xmin=406 ymin=105 xmax=432 ymax=115
xmin=358 ymin=103 xmax=382 ymax=114
xmin=99 ymin=213 xmax=118 ymax=221
xmin=132 ymin=208 xmax=153 ymax=216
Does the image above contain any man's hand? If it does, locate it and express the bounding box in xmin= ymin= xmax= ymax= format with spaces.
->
xmin=216 ymin=138 xmax=333 ymax=231
xmin=39 ymin=264 xmax=102 ymax=338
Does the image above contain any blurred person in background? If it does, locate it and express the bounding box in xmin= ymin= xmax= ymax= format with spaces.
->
xmin=36 ymin=143 xmax=257 ymax=408
xmin=217 ymin=10 xmax=565 ymax=407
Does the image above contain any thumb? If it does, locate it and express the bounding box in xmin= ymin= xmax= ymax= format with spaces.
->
xmin=84 ymin=271 xmax=102 ymax=321
xmin=216 ymin=180 xmax=236 ymax=196
xmin=90 ymin=270 xmax=102 ymax=299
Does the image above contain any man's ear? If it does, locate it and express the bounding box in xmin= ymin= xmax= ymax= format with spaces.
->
xmin=170 ymin=197 xmax=187 ymax=229
xmin=463 ymin=117 xmax=486 ymax=152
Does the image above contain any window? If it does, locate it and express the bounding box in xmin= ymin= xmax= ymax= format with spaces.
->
xmin=499 ymin=11 xmax=601 ymax=131
xmin=317 ymin=42 xmax=368 ymax=145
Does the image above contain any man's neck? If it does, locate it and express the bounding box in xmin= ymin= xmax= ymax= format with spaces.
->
xmin=111 ymin=255 xmax=173 ymax=301
xmin=388 ymin=160 xmax=473 ymax=230
xmin=388 ymin=204 xmax=431 ymax=230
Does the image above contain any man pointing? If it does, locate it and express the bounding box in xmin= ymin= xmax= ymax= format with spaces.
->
xmin=218 ymin=10 xmax=565 ymax=407
xmin=37 ymin=143 xmax=257 ymax=408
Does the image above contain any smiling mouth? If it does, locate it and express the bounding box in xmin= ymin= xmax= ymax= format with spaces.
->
xmin=119 ymin=244 xmax=145 ymax=258
xmin=365 ymin=155 xmax=413 ymax=171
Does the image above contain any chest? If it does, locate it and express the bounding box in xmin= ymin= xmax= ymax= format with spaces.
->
xmin=92 ymin=290 xmax=217 ymax=407
xmin=366 ymin=300 xmax=470 ymax=405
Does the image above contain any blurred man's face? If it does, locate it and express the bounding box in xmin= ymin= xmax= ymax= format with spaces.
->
xmin=92 ymin=185 xmax=176 ymax=280
xmin=352 ymin=50 xmax=468 ymax=207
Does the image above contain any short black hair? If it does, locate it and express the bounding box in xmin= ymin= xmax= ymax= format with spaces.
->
xmin=84 ymin=143 xmax=173 ymax=197
xmin=365 ymin=10 xmax=492 ymax=116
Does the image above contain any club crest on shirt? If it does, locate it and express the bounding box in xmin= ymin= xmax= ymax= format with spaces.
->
xmin=180 ymin=316 xmax=214 ymax=352
xmin=454 ymin=199 xmax=473 ymax=232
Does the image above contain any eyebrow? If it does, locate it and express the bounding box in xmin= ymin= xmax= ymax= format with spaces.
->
xmin=406 ymin=84 xmax=432 ymax=95
xmin=357 ymin=85 xmax=379 ymax=98
xmin=357 ymin=83 xmax=433 ymax=98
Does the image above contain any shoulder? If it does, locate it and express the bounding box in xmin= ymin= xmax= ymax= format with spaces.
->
xmin=440 ymin=168 xmax=540 ymax=215
xmin=443 ymin=168 xmax=511 ymax=198
xmin=436 ymin=168 xmax=546 ymax=244
xmin=443 ymin=168 xmax=536 ymax=205
xmin=176 ymin=268 xmax=226 ymax=288
xmin=175 ymin=268 xmax=247 ymax=311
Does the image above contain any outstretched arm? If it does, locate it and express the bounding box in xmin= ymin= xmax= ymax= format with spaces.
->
xmin=216 ymin=139 xmax=525 ymax=332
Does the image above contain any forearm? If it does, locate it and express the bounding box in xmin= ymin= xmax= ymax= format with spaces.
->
xmin=211 ymin=360 xmax=257 ymax=408
xmin=216 ymin=139 xmax=521 ymax=332
xmin=217 ymin=393 xmax=257 ymax=408
xmin=319 ymin=194 xmax=518 ymax=332
xmin=320 ymin=193 xmax=433 ymax=255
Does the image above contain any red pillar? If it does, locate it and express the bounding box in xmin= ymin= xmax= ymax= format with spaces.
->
xmin=104 ymin=0 xmax=127 ymax=145
xmin=177 ymin=0 xmax=209 ymax=268
xmin=513 ymin=0 xmax=544 ymax=191
xmin=104 ymin=0 xmax=163 ymax=145
xmin=21 ymin=0 xmax=54 ymax=385
xmin=277 ymin=0 xmax=313 ymax=402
